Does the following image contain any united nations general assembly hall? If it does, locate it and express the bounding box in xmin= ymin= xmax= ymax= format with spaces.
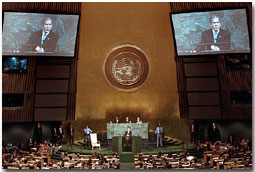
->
xmin=2 ymin=2 xmax=252 ymax=170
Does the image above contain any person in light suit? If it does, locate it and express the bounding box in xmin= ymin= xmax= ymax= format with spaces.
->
xmin=196 ymin=15 xmax=231 ymax=52
xmin=83 ymin=125 xmax=92 ymax=149
xmin=155 ymin=123 xmax=163 ymax=147
xmin=20 ymin=17 xmax=58 ymax=53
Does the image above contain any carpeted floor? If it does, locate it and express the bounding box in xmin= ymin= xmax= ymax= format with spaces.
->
xmin=120 ymin=163 xmax=134 ymax=169
xmin=59 ymin=143 xmax=195 ymax=155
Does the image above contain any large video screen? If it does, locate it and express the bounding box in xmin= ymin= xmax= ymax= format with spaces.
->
xmin=170 ymin=8 xmax=251 ymax=56
xmin=2 ymin=12 xmax=80 ymax=57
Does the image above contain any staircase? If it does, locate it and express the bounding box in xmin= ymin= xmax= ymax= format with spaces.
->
xmin=163 ymin=136 xmax=184 ymax=146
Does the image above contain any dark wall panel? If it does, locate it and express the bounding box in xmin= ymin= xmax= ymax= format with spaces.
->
xmin=36 ymin=80 xmax=69 ymax=93
xmin=34 ymin=108 xmax=67 ymax=121
xmin=189 ymin=106 xmax=221 ymax=119
xmin=34 ymin=94 xmax=68 ymax=107
xmin=186 ymin=78 xmax=219 ymax=91
xmin=188 ymin=92 xmax=220 ymax=105
xmin=184 ymin=63 xmax=217 ymax=76
xmin=37 ymin=65 xmax=70 ymax=78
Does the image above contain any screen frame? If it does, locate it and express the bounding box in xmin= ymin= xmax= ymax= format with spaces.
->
xmin=2 ymin=10 xmax=81 ymax=58
xmin=169 ymin=7 xmax=252 ymax=58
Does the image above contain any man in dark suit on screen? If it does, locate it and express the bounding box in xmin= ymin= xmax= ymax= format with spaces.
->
xmin=196 ymin=15 xmax=231 ymax=52
xmin=20 ymin=17 xmax=58 ymax=53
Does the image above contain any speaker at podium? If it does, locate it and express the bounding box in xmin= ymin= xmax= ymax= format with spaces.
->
xmin=112 ymin=136 xmax=141 ymax=154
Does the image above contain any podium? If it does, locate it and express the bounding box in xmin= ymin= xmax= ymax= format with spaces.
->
xmin=112 ymin=136 xmax=141 ymax=154
xmin=112 ymin=136 xmax=122 ymax=153
xmin=132 ymin=136 xmax=142 ymax=153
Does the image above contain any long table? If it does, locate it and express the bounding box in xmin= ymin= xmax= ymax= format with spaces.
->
xmin=107 ymin=123 xmax=148 ymax=139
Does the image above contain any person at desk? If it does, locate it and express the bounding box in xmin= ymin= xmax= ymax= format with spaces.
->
xmin=136 ymin=117 xmax=142 ymax=124
xmin=114 ymin=116 xmax=119 ymax=123
xmin=123 ymin=127 xmax=132 ymax=151
xmin=20 ymin=17 xmax=59 ymax=53
xmin=83 ymin=125 xmax=92 ymax=149
xmin=125 ymin=116 xmax=131 ymax=123
xmin=27 ymin=135 xmax=33 ymax=150
xmin=196 ymin=15 xmax=231 ymax=52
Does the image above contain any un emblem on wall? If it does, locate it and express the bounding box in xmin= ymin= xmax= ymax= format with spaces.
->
xmin=103 ymin=44 xmax=150 ymax=92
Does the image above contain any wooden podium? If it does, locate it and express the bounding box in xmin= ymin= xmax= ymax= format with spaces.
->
xmin=112 ymin=136 xmax=141 ymax=154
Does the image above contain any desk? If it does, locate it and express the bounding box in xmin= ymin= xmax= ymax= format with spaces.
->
xmin=107 ymin=123 xmax=148 ymax=139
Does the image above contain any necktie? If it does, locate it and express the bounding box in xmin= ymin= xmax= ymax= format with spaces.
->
xmin=214 ymin=32 xmax=218 ymax=43
xmin=41 ymin=33 xmax=47 ymax=45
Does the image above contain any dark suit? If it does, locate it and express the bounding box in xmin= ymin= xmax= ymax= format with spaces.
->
xmin=124 ymin=131 xmax=132 ymax=137
xmin=67 ymin=127 xmax=74 ymax=146
xmin=20 ymin=30 xmax=58 ymax=53
xmin=196 ymin=29 xmax=231 ymax=52
xmin=33 ymin=126 xmax=42 ymax=144
xmin=57 ymin=127 xmax=64 ymax=145
xmin=51 ymin=128 xmax=58 ymax=144
xmin=27 ymin=137 xmax=33 ymax=150
xmin=123 ymin=130 xmax=132 ymax=152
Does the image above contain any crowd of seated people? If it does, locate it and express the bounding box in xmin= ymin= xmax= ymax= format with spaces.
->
xmin=2 ymin=142 xmax=120 ymax=170
xmin=53 ymin=151 xmax=120 ymax=169
xmin=134 ymin=151 xmax=201 ymax=169
xmin=135 ymin=136 xmax=252 ymax=170
xmin=202 ymin=137 xmax=252 ymax=169
xmin=2 ymin=146 xmax=52 ymax=169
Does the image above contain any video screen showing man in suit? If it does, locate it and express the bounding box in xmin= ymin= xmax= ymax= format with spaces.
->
xmin=2 ymin=12 xmax=79 ymax=57
xmin=20 ymin=17 xmax=59 ymax=53
xmin=196 ymin=15 xmax=231 ymax=52
xmin=171 ymin=9 xmax=250 ymax=56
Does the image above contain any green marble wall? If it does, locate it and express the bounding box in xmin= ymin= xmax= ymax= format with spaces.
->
xmin=107 ymin=123 xmax=148 ymax=139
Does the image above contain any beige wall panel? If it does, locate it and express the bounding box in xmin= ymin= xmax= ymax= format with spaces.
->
xmin=77 ymin=3 xmax=179 ymax=121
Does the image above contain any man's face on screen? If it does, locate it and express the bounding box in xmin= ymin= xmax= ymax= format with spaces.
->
xmin=43 ymin=20 xmax=53 ymax=34
xmin=210 ymin=17 xmax=221 ymax=32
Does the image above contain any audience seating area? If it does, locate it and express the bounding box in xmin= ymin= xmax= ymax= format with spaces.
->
xmin=2 ymin=145 xmax=120 ymax=169
xmin=134 ymin=151 xmax=201 ymax=169
xmin=135 ymin=138 xmax=252 ymax=170
xmin=203 ymin=142 xmax=252 ymax=169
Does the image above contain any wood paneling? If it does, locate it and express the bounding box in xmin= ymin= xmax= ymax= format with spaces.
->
xmin=217 ymin=56 xmax=252 ymax=119
xmin=184 ymin=63 xmax=217 ymax=77
xmin=189 ymin=106 xmax=221 ymax=119
xmin=188 ymin=92 xmax=220 ymax=105
xmin=35 ymin=80 xmax=69 ymax=93
xmin=37 ymin=65 xmax=70 ymax=78
xmin=176 ymin=58 xmax=189 ymax=118
xmin=3 ymin=2 xmax=81 ymax=13
xmin=35 ymin=94 xmax=68 ymax=107
xmin=34 ymin=108 xmax=67 ymax=121
xmin=186 ymin=78 xmax=219 ymax=91
xmin=67 ymin=58 xmax=77 ymax=120
xmin=2 ymin=58 xmax=36 ymax=122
